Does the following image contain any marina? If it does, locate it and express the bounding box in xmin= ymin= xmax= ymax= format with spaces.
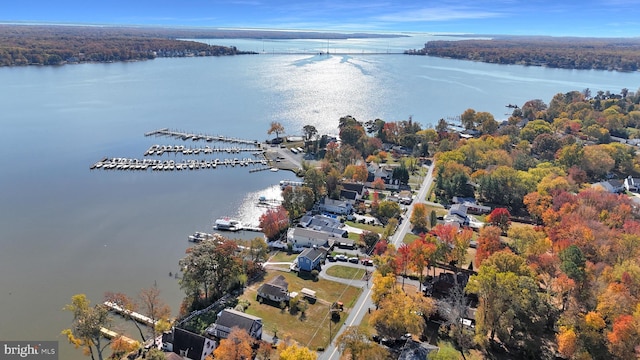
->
xmin=144 ymin=128 xmax=260 ymax=146
xmin=90 ymin=157 xmax=270 ymax=171
xmin=144 ymin=144 xmax=264 ymax=156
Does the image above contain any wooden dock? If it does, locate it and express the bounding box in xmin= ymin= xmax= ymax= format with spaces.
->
xmin=144 ymin=128 xmax=260 ymax=146
xmin=103 ymin=301 xmax=158 ymax=327
xmin=144 ymin=144 xmax=262 ymax=156
xmin=100 ymin=327 xmax=139 ymax=346
xmin=91 ymin=157 xmax=269 ymax=171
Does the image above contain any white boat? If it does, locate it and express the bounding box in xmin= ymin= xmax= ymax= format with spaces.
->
xmin=188 ymin=232 xmax=214 ymax=242
xmin=214 ymin=217 xmax=243 ymax=231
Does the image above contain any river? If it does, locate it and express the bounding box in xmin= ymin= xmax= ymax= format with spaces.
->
xmin=1 ymin=35 xmax=639 ymax=359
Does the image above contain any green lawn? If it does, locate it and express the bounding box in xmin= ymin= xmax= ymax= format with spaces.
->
xmin=240 ymin=270 xmax=362 ymax=350
xmin=345 ymin=221 xmax=384 ymax=234
xmin=403 ymin=233 xmax=421 ymax=244
xmin=268 ymin=251 xmax=298 ymax=263
xmin=325 ymin=265 xmax=365 ymax=280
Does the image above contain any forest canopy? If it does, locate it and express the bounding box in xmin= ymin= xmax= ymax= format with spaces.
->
xmin=408 ymin=36 xmax=640 ymax=72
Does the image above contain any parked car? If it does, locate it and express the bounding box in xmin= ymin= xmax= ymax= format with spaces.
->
xmin=362 ymin=259 xmax=374 ymax=266
xmin=327 ymin=255 xmax=336 ymax=262
xmin=348 ymin=257 xmax=359 ymax=264
xmin=336 ymin=254 xmax=348 ymax=262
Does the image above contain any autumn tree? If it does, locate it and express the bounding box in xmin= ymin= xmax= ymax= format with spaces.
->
xmin=277 ymin=341 xmax=317 ymax=360
xmin=179 ymin=238 xmax=243 ymax=307
xmin=268 ymin=121 xmax=285 ymax=140
xmin=104 ymin=291 xmax=147 ymax=342
xmin=607 ymin=314 xmax=640 ymax=359
xmin=371 ymin=292 xmax=435 ymax=339
xmin=259 ymin=206 xmax=289 ymax=240
xmin=466 ymin=251 xmax=551 ymax=353
xmin=139 ymin=282 xmax=172 ymax=340
xmin=62 ymin=294 xmax=111 ymax=360
xmin=343 ymin=164 xmax=368 ymax=182
xmin=487 ymin=208 xmax=511 ymax=234
xmin=371 ymin=271 xmax=398 ymax=307
xmin=409 ymin=237 xmax=437 ymax=292
xmin=475 ymin=226 xmax=503 ymax=267
xmin=360 ymin=231 xmax=380 ymax=251
xmin=304 ymin=168 xmax=326 ymax=201
xmin=336 ymin=326 xmax=371 ymax=360
xmin=281 ymin=185 xmax=315 ymax=220
xmin=376 ymin=200 xmax=401 ymax=224
xmin=410 ymin=203 xmax=429 ymax=233
xmin=213 ymin=327 xmax=254 ymax=360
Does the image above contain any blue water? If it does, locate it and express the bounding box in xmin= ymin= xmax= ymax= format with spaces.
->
xmin=1 ymin=36 xmax=640 ymax=359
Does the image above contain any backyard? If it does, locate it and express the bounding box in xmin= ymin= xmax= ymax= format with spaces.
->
xmin=239 ymin=269 xmax=362 ymax=350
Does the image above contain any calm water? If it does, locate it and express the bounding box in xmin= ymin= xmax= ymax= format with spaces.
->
xmin=1 ymin=36 xmax=640 ymax=359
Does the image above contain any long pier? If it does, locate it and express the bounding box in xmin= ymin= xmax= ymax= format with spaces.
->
xmin=91 ymin=157 xmax=270 ymax=171
xmin=145 ymin=128 xmax=260 ymax=146
xmin=144 ymin=144 xmax=263 ymax=156
xmin=103 ymin=301 xmax=158 ymax=327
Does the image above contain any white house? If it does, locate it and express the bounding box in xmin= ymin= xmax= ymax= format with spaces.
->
xmin=625 ymin=176 xmax=640 ymax=192
xmin=318 ymin=197 xmax=353 ymax=215
xmin=287 ymin=227 xmax=340 ymax=248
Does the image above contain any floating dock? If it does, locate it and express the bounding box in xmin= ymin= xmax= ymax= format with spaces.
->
xmin=103 ymin=301 xmax=158 ymax=327
xmin=144 ymin=128 xmax=260 ymax=146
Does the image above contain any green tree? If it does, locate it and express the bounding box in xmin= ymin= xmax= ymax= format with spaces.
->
xmin=461 ymin=108 xmax=476 ymax=130
xmin=281 ymin=185 xmax=315 ymax=219
xmin=376 ymin=200 xmax=401 ymax=224
xmin=62 ymin=294 xmax=111 ymax=360
xmin=304 ymin=168 xmax=326 ymax=201
xmin=466 ymin=252 xmax=550 ymax=353
xmin=559 ymin=245 xmax=586 ymax=283
xmin=520 ymin=119 xmax=553 ymax=142
xmin=360 ymin=231 xmax=380 ymax=251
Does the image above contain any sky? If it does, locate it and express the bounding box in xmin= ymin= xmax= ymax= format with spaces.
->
xmin=3 ymin=0 xmax=640 ymax=37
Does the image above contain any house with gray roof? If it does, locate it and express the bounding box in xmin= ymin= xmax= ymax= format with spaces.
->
xmin=257 ymin=275 xmax=289 ymax=304
xmin=287 ymin=227 xmax=341 ymax=248
xmin=206 ymin=308 xmax=262 ymax=340
xmin=295 ymin=247 xmax=325 ymax=272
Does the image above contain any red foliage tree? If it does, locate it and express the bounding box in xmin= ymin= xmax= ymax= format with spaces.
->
xmin=475 ymin=226 xmax=503 ymax=267
xmin=259 ymin=206 xmax=289 ymax=240
xmin=487 ymin=208 xmax=511 ymax=233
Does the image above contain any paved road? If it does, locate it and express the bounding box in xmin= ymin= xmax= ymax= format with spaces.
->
xmin=319 ymin=162 xmax=435 ymax=360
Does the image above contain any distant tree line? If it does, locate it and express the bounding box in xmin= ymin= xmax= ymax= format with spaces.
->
xmin=406 ymin=36 xmax=640 ymax=72
xmin=0 ymin=25 xmax=257 ymax=66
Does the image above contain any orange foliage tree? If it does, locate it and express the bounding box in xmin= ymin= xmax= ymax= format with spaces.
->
xmin=475 ymin=226 xmax=503 ymax=267
xmin=213 ymin=327 xmax=255 ymax=360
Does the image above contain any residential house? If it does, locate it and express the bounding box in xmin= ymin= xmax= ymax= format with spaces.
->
xmin=451 ymin=196 xmax=491 ymax=214
xmin=318 ymin=197 xmax=353 ymax=215
xmin=443 ymin=204 xmax=484 ymax=229
xmin=206 ymin=308 xmax=262 ymax=340
xmin=298 ymin=214 xmax=348 ymax=237
xmin=171 ymin=327 xmax=215 ymax=360
xmin=257 ymin=275 xmax=289 ymax=303
xmin=625 ymin=176 xmax=640 ymax=192
xmin=287 ymin=227 xmax=341 ymax=248
xmin=592 ymin=179 xmax=625 ymax=193
xmin=398 ymin=339 xmax=439 ymax=360
xmin=341 ymin=182 xmax=365 ymax=199
xmin=295 ymin=247 xmax=325 ymax=272
xmin=340 ymin=189 xmax=359 ymax=201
